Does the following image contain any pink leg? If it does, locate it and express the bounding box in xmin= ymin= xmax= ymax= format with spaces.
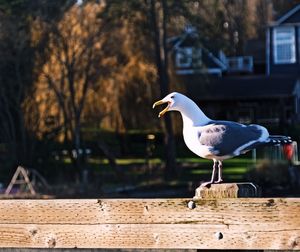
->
xmin=201 ymin=160 xmax=217 ymax=187
xmin=215 ymin=160 xmax=223 ymax=183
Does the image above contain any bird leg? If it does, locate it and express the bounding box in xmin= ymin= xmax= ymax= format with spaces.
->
xmin=215 ymin=160 xmax=223 ymax=183
xmin=201 ymin=160 xmax=217 ymax=187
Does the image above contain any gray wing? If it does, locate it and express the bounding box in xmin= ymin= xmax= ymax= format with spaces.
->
xmin=198 ymin=121 xmax=265 ymax=156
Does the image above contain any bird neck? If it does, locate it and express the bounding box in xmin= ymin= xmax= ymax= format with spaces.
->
xmin=179 ymin=100 xmax=210 ymax=127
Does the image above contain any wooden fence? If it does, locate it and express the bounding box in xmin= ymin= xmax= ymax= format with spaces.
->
xmin=0 ymin=198 xmax=299 ymax=250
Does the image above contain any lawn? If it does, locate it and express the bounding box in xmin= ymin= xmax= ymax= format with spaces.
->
xmin=45 ymin=155 xmax=300 ymax=198
xmin=178 ymin=157 xmax=255 ymax=182
xmin=58 ymin=156 xmax=255 ymax=186
xmin=44 ymin=155 xmax=257 ymax=197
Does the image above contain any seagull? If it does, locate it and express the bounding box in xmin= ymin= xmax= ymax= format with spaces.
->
xmin=153 ymin=92 xmax=292 ymax=186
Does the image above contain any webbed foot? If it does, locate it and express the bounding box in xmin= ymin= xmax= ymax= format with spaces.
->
xmin=201 ymin=181 xmax=213 ymax=187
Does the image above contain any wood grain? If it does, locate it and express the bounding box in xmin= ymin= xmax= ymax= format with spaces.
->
xmin=194 ymin=183 xmax=260 ymax=199
xmin=0 ymin=198 xmax=299 ymax=249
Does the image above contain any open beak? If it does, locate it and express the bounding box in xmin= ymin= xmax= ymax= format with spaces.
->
xmin=152 ymin=100 xmax=170 ymax=118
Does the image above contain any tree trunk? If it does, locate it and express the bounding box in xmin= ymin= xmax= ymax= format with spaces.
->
xmin=72 ymin=114 xmax=84 ymax=182
xmin=150 ymin=0 xmax=177 ymax=179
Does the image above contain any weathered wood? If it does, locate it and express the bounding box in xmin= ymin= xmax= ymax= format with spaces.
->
xmin=5 ymin=166 xmax=36 ymax=195
xmin=194 ymin=183 xmax=260 ymax=199
xmin=0 ymin=198 xmax=299 ymax=250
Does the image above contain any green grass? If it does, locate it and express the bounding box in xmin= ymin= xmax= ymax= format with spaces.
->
xmin=190 ymin=166 xmax=248 ymax=175
xmin=179 ymin=157 xmax=254 ymax=182
xmin=62 ymin=156 xmax=254 ymax=170
xmin=84 ymin=156 xmax=255 ymax=165
xmin=59 ymin=156 xmax=254 ymax=185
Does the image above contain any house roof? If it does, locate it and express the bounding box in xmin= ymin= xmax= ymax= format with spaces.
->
xmin=272 ymin=4 xmax=300 ymax=25
xmin=184 ymin=75 xmax=298 ymax=101
xmin=168 ymin=31 xmax=226 ymax=71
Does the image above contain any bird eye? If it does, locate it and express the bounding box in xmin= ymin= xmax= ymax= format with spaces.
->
xmin=170 ymin=95 xmax=175 ymax=99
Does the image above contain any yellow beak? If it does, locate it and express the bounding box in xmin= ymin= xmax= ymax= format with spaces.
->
xmin=152 ymin=100 xmax=170 ymax=118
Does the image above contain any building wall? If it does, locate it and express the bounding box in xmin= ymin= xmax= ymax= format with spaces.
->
xmin=199 ymin=97 xmax=296 ymax=127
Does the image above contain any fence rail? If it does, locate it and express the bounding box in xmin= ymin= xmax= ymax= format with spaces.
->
xmin=0 ymin=198 xmax=299 ymax=249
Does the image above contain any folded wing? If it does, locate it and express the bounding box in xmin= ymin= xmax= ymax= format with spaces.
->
xmin=198 ymin=121 xmax=269 ymax=156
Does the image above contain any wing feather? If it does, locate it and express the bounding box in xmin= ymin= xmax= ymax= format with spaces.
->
xmin=198 ymin=121 xmax=266 ymax=156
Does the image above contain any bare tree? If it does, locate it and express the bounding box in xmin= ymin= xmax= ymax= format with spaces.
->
xmin=37 ymin=3 xmax=106 ymax=175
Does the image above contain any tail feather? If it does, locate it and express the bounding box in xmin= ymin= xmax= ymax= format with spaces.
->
xmin=241 ymin=135 xmax=292 ymax=154
xmin=268 ymin=135 xmax=292 ymax=145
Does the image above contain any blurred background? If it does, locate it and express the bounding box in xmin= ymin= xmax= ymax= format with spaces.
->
xmin=0 ymin=0 xmax=300 ymax=198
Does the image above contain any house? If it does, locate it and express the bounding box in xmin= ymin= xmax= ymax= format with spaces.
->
xmin=169 ymin=26 xmax=253 ymax=76
xmin=172 ymin=5 xmax=300 ymax=129
xmin=183 ymin=75 xmax=300 ymax=127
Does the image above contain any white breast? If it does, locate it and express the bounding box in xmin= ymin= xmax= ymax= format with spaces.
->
xmin=178 ymin=102 xmax=214 ymax=159
xmin=183 ymin=126 xmax=213 ymax=159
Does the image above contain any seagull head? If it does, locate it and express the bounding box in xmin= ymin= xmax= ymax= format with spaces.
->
xmin=153 ymin=92 xmax=211 ymax=126
xmin=152 ymin=92 xmax=185 ymax=117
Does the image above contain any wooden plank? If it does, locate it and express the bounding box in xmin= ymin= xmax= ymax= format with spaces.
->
xmin=0 ymin=198 xmax=299 ymax=249
xmin=0 ymin=223 xmax=299 ymax=249
xmin=0 ymin=198 xmax=299 ymax=225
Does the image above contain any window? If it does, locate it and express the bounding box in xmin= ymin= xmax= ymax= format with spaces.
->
xmin=175 ymin=47 xmax=193 ymax=68
xmin=175 ymin=47 xmax=202 ymax=68
xmin=273 ymin=27 xmax=296 ymax=64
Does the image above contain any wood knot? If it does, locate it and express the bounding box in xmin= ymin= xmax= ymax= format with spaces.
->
xmin=144 ymin=205 xmax=149 ymax=214
xmin=153 ymin=233 xmax=160 ymax=244
xmin=29 ymin=227 xmax=38 ymax=236
xmin=97 ymin=199 xmax=105 ymax=211
xmin=46 ymin=236 xmax=56 ymax=248
xmin=289 ymin=236 xmax=300 ymax=249
xmin=266 ymin=199 xmax=275 ymax=207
